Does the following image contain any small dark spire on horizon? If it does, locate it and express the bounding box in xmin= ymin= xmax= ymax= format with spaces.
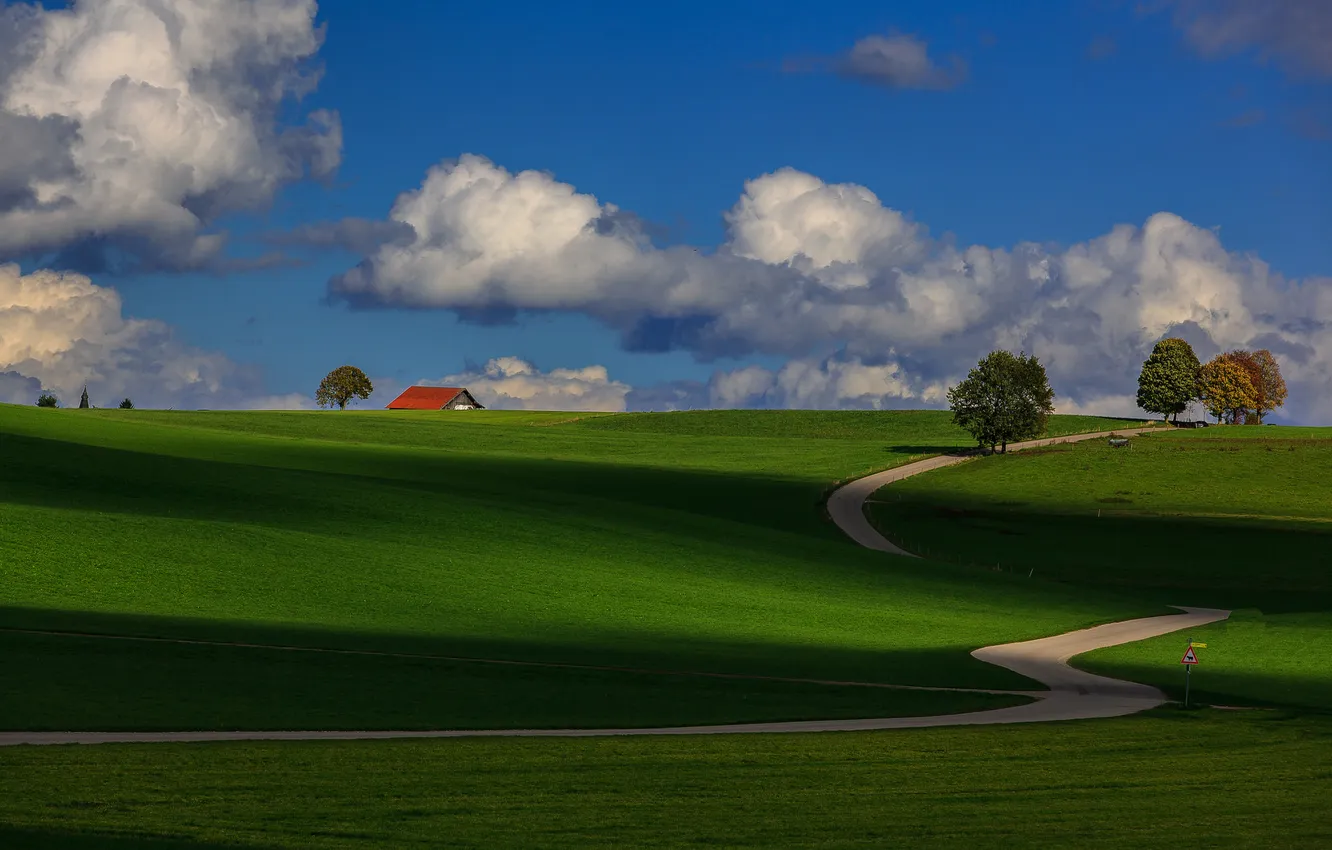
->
xmin=79 ymin=385 xmax=90 ymax=409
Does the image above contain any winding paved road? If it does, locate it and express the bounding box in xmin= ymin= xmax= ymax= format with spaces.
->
xmin=2 ymin=424 xmax=1228 ymax=745
xmin=827 ymin=427 xmax=1162 ymax=556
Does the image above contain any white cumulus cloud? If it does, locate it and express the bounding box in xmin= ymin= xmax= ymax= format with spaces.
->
xmin=705 ymin=354 xmax=950 ymax=410
xmin=0 ymin=0 xmax=339 ymax=269
xmin=0 ymin=263 xmax=304 ymax=409
xmin=1053 ymin=393 xmax=1155 ymax=420
xmin=724 ymin=167 xmax=923 ymax=288
xmin=329 ymin=155 xmax=1332 ymax=424
xmin=416 ymin=356 xmax=632 ymax=412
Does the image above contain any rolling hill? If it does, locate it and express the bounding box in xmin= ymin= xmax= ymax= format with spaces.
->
xmin=3 ymin=405 xmax=1329 ymax=849
xmin=1 ymin=405 xmax=1140 ymax=731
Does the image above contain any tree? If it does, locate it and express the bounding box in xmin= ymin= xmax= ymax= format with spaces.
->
xmin=1250 ymin=349 xmax=1287 ymax=422
xmin=1224 ymin=349 xmax=1286 ymax=423
xmin=78 ymin=385 xmax=90 ymax=409
xmin=1199 ymin=355 xmax=1256 ymax=424
xmin=119 ymin=398 xmax=135 ymax=410
xmin=947 ymin=350 xmax=1056 ymax=453
xmin=315 ymin=365 xmax=374 ymax=410
xmin=36 ymin=393 xmax=58 ymax=408
xmin=1136 ymin=338 xmax=1201 ymax=424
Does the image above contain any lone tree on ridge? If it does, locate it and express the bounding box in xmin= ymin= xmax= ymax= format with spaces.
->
xmin=36 ymin=392 xmax=58 ymax=408
xmin=947 ymin=350 xmax=1055 ymax=453
xmin=1136 ymin=338 xmax=1201 ymax=424
xmin=119 ymin=398 xmax=135 ymax=410
xmin=316 ymin=365 xmax=374 ymax=410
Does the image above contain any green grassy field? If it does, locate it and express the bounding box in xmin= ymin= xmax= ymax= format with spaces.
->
xmin=0 ymin=404 xmax=1139 ymax=731
xmin=1 ymin=711 xmax=1328 ymax=849
xmin=864 ymin=426 xmax=1332 ymax=710
xmin=1084 ymin=610 xmax=1332 ymax=712
xmin=1 ymin=629 xmax=1024 ymax=732
xmin=9 ymin=404 xmax=1327 ymax=848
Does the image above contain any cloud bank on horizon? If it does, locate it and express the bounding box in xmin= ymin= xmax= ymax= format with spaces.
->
xmin=0 ymin=263 xmax=306 ymax=410
xmin=6 ymin=157 xmax=1329 ymax=421
xmin=326 ymin=154 xmax=1331 ymax=423
xmin=420 ymin=356 xmax=634 ymax=413
xmin=0 ymin=0 xmax=1328 ymax=422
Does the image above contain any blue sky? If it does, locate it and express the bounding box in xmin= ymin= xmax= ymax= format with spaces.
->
xmin=2 ymin=0 xmax=1329 ymax=419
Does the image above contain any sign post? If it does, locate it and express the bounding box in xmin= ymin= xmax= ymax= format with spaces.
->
xmin=1180 ymin=640 xmax=1202 ymax=707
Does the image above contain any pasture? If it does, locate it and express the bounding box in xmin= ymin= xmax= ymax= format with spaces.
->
xmin=864 ymin=426 xmax=1332 ymax=710
xmin=4 ymin=405 xmax=1328 ymax=848
xmin=1 ymin=712 xmax=1328 ymax=848
xmin=0 ymin=405 xmax=1135 ymax=731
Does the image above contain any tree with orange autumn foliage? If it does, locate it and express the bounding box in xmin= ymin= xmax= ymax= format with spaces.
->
xmin=1224 ymin=349 xmax=1287 ymax=423
xmin=1200 ymin=355 xmax=1257 ymax=424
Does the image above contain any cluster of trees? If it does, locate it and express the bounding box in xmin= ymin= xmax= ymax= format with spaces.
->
xmin=35 ymin=388 xmax=133 ymax=409
xmin=1136 ymin=339 xmax=1286 ymax=425
xmin=946 ymin=339 xmax=1290 ymax=453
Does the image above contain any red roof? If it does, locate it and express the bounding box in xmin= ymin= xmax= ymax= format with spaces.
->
xmin=386 ymin=386 xmax=464 ymax=410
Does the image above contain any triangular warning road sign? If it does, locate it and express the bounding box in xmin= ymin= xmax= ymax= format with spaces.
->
xmin=1181 ymin=647 xmax=1198 ymax=664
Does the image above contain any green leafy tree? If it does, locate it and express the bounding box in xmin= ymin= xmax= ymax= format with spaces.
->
xmin=36 ymin=393 xmax=58 ymax=408
xmin=1136 ymin=338 xmax=1201 ymax=423
xmin=78 ymin=385 xmax=90 ymax=409
xmin=1199 ymin=355 xmax=1256 ymax=424
xmin=119 ymin=398 xmax=135 ymax=410
xmin=315 ymin=365 xmax=374 ymax=410
xmin=947 ymin=350 xmax=1056 ymax=453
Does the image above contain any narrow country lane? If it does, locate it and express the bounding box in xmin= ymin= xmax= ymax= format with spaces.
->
xmin=827 ymin=427 xmax=1163 ymax=556
xmin=1 ymin=424 xmax=1228 ymax=745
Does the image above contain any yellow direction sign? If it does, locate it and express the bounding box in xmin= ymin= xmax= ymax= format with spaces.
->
xmin=1191 ymin=642 xmax=1207 ymax=648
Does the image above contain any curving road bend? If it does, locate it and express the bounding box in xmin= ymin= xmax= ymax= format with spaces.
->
xmin=0 ymin=425 xmax=1228 ymax=745
xmin=828 ymin=427 xmax=1162 ymax=556
xmin=0 ymin=606 xmax=1228 ymax=746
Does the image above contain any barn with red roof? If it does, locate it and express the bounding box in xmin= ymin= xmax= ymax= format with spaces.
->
xmin=385 ymin=386 xmax=485 ymax=410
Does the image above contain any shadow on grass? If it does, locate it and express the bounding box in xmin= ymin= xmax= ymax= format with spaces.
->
xmin=1076 ymin=659 xmax=1332 ymax=715
xmin=0 ymin=418 xmax=1151 ymax=552
xmin=0 ymin=430 xmax=876 ymax=546
xmin=0 ymin=827 xmax=268 ymax=850
xmin=866 ymin=498 xmax=1332 ymax=614
xmin=0 ymin=605 xmax=1026 ymax=692
xmin=2 ymin=428 xmax=1157 ymax=620
xmin=0 ymin=606 xmax=1036 ymax=732
xmin=881 ymin=445 xmax=972 ymax=456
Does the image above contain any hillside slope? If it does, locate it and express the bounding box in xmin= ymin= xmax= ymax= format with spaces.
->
xmin=865 ymin=426 xmax=1332 ymax=711
xmin=1 ymin=405 xmax=1142 ymax=730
